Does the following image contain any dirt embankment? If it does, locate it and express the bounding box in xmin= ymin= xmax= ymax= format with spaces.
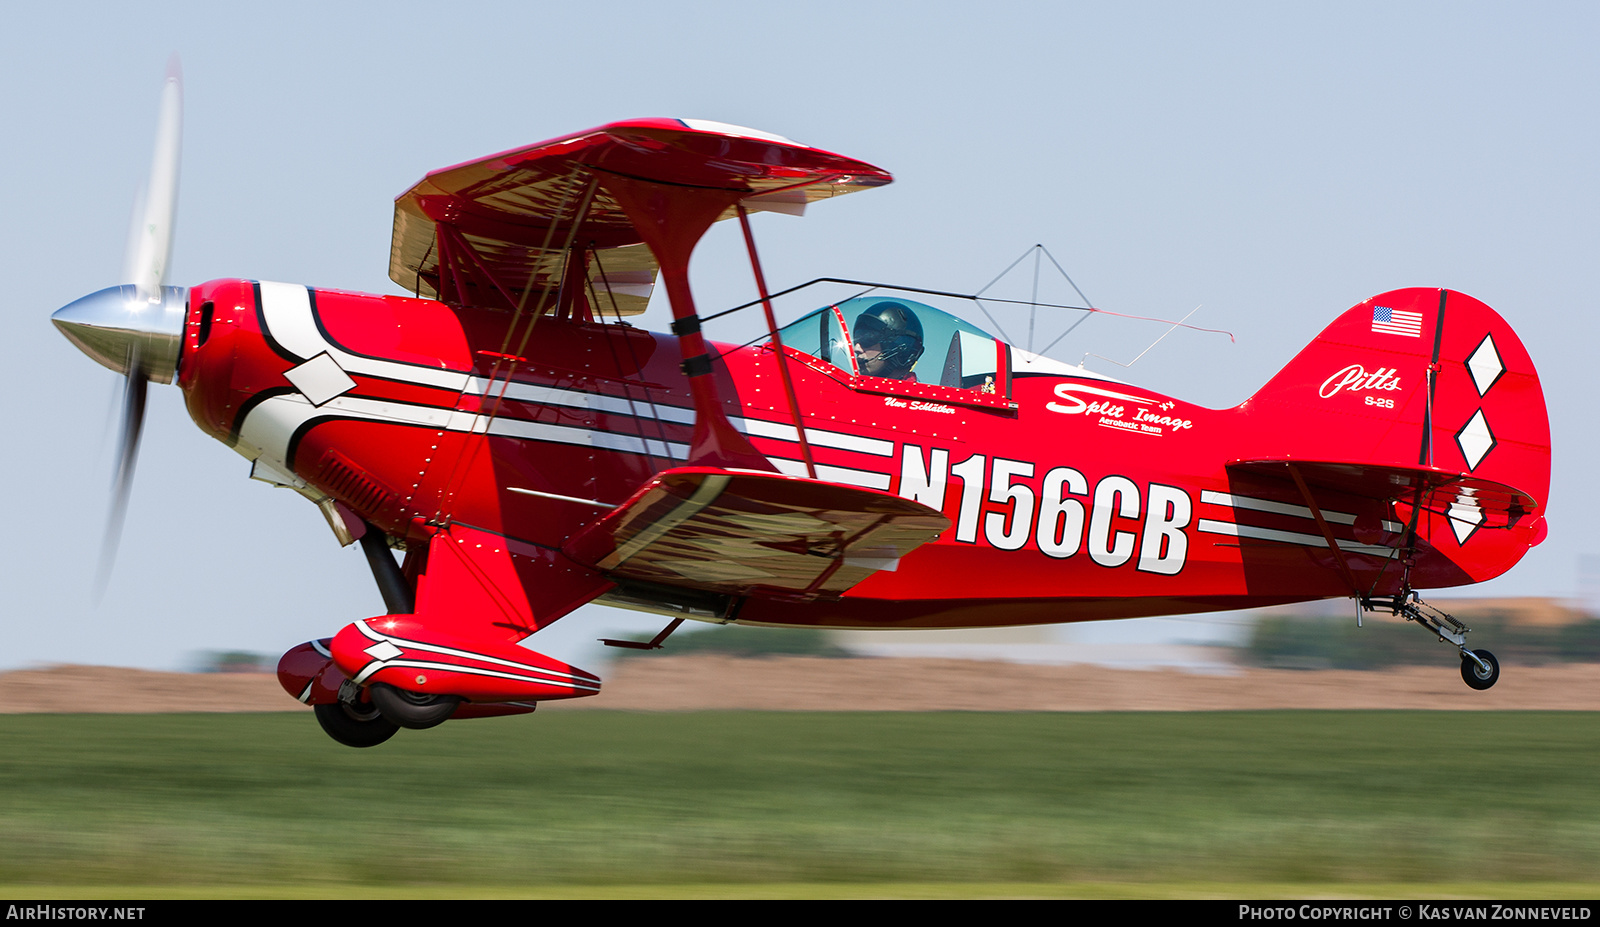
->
xmin=1 ymin=659 xmax=1596 ymax=713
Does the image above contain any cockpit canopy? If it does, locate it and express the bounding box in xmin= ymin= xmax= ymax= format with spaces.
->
xmin=775 ymin=296 xmax=1010 ymax=406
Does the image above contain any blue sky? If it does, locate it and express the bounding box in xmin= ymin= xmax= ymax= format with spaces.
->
xmin=5 ymin=1 xmax=1596 ymax=671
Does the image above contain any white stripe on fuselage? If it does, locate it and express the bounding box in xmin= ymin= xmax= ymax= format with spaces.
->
xmin=1196 ymin=519 xmax=1394 ymax=558
xmin=258 ymin=281 xmax=471 ymax=391
xmin=1200 ymin=489 xmax=1357 ymax=525
xmin=768 ymin=458 xmax=893 ymax=490
xmin=241 ymin=283 xmax=895 ymax=483
xmin=1196 ymin=489 xmax=1403 ymax=557
xmin=734 ymin=416 xmax=894 ymax=457
xmin=261 ymin=280 xmax=700 ymax=422
xmin=235 ymin=392 xmax=692 ymax=467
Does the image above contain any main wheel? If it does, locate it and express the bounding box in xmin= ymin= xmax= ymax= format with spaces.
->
xmin=368 ymin=683 xmax=462 ymax=730
xmin=314 ymin=701 xmax=400 ymax=748
xmin=1461 ymin=649 xmax=1500 ymax=690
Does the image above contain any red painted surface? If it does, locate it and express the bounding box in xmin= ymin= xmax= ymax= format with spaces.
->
xmin=185 ymin=281 xmax=1549 ymax=633
xmin=161 ymin=121 xmax=1550 ymax=714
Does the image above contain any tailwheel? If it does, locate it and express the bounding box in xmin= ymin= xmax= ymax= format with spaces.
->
xmin=1365 ymin=592 xmax=1504 ymax=692
xmin=314 ymin=699 xmax=399 ymax=748
xmin=1461 ymin=649 xmax=1500 ymax=691
xmin=368 ymin=683 xmax=462 ymax=730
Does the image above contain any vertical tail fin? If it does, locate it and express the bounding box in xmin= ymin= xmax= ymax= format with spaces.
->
xmin=1241 ymin=288 xmax=1549 ymax=586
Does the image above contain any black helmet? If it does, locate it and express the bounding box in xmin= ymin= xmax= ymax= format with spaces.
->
xmin=853 ymin=301 xmax=925 ymax=371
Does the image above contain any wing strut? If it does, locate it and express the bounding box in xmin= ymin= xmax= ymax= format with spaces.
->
xmin=599 ymin=174 xmax=774 ymax=471
xmin=737 ymin=203 xmax=817 ymax=478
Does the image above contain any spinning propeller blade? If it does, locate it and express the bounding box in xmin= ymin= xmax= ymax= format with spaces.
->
xmin=98 ymin=346 xmax=148 ymax=595
xmin=124 ymin=56 xmax=182 ymax=300
xmin=52 ymin=58 xmax=185 ymax=594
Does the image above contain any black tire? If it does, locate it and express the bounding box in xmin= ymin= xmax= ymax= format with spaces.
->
xmin=1461 ymin=649 xmax=1500 ymax=690
xmin=368 ymin=683 xmax=462 ymax=730
xmin=314 ymin=701 xmax=400 ymax=748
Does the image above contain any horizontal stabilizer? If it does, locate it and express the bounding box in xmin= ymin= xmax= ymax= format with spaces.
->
xmin=1229 ymin=458 xmax=1543 ymax=550
xmin=563 ymin=467 xmax=949 ymax=599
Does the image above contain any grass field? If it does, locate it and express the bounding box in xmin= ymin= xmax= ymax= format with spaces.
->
xmin=0 ymin=711 xmax=1596 ymax=898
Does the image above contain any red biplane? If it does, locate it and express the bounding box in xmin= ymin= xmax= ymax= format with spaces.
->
xmin=54 ymin=68 xmax=1550 ymax=746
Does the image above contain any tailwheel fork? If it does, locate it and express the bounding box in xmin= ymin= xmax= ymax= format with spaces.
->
xmin=1362 ymin=591 xmax=1501 ymax=691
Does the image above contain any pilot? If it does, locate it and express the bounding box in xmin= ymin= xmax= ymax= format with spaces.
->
xmin=853 ymin=301 xmax=925 ymax=381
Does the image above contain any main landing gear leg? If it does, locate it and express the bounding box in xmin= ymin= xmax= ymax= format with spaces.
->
xmin=1362 ymin=592 xmax=1500 ymax=691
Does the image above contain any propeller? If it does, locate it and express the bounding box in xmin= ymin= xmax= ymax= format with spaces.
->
xmin=51 ymin=57 xmax=186 ymax=595
xmin=125 ymin=55 xmax=183 ymax=302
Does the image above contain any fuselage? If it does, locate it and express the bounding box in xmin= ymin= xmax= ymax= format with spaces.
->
xmin=176 ymin=278 xmax=1532 ymax=629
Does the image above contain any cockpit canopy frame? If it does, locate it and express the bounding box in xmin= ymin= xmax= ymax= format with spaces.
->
xmin=773 ymin=296 xmax=1016 ymax=411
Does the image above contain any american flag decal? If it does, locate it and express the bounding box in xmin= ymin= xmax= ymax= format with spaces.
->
xmin=1371 ymin=305 xmax=1424 ymax=337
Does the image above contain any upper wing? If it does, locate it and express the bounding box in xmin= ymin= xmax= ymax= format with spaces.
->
xmin=563 ymin=466 xmax=949 ymax=599
xmin=389 ymin=118 xmax=893 ymax=314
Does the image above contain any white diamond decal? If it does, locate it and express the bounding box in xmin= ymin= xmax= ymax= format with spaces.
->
xmin=284 ymin=352 xmax=357 ymax=406
xmin=1447 ymin=493 xmax=1485 ymax=545
xmin=363 ymin=640 xmax=403 ymax=662
xmin=1455 ymin=408 xmax=1496 ymax=470
xmin=1465 ymin=334 xmax=1504 ymax=397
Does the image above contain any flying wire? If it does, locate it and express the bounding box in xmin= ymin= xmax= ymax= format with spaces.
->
xmin=1079 ymin=304 xmax=1204 ymax=369
xmin=706 ymin=276 xmax=1234 ymax=348
xmin=429 ymin=168 xmax=596 ymax=527
xmin=590 ymin=245 xmax=677 ymax=473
